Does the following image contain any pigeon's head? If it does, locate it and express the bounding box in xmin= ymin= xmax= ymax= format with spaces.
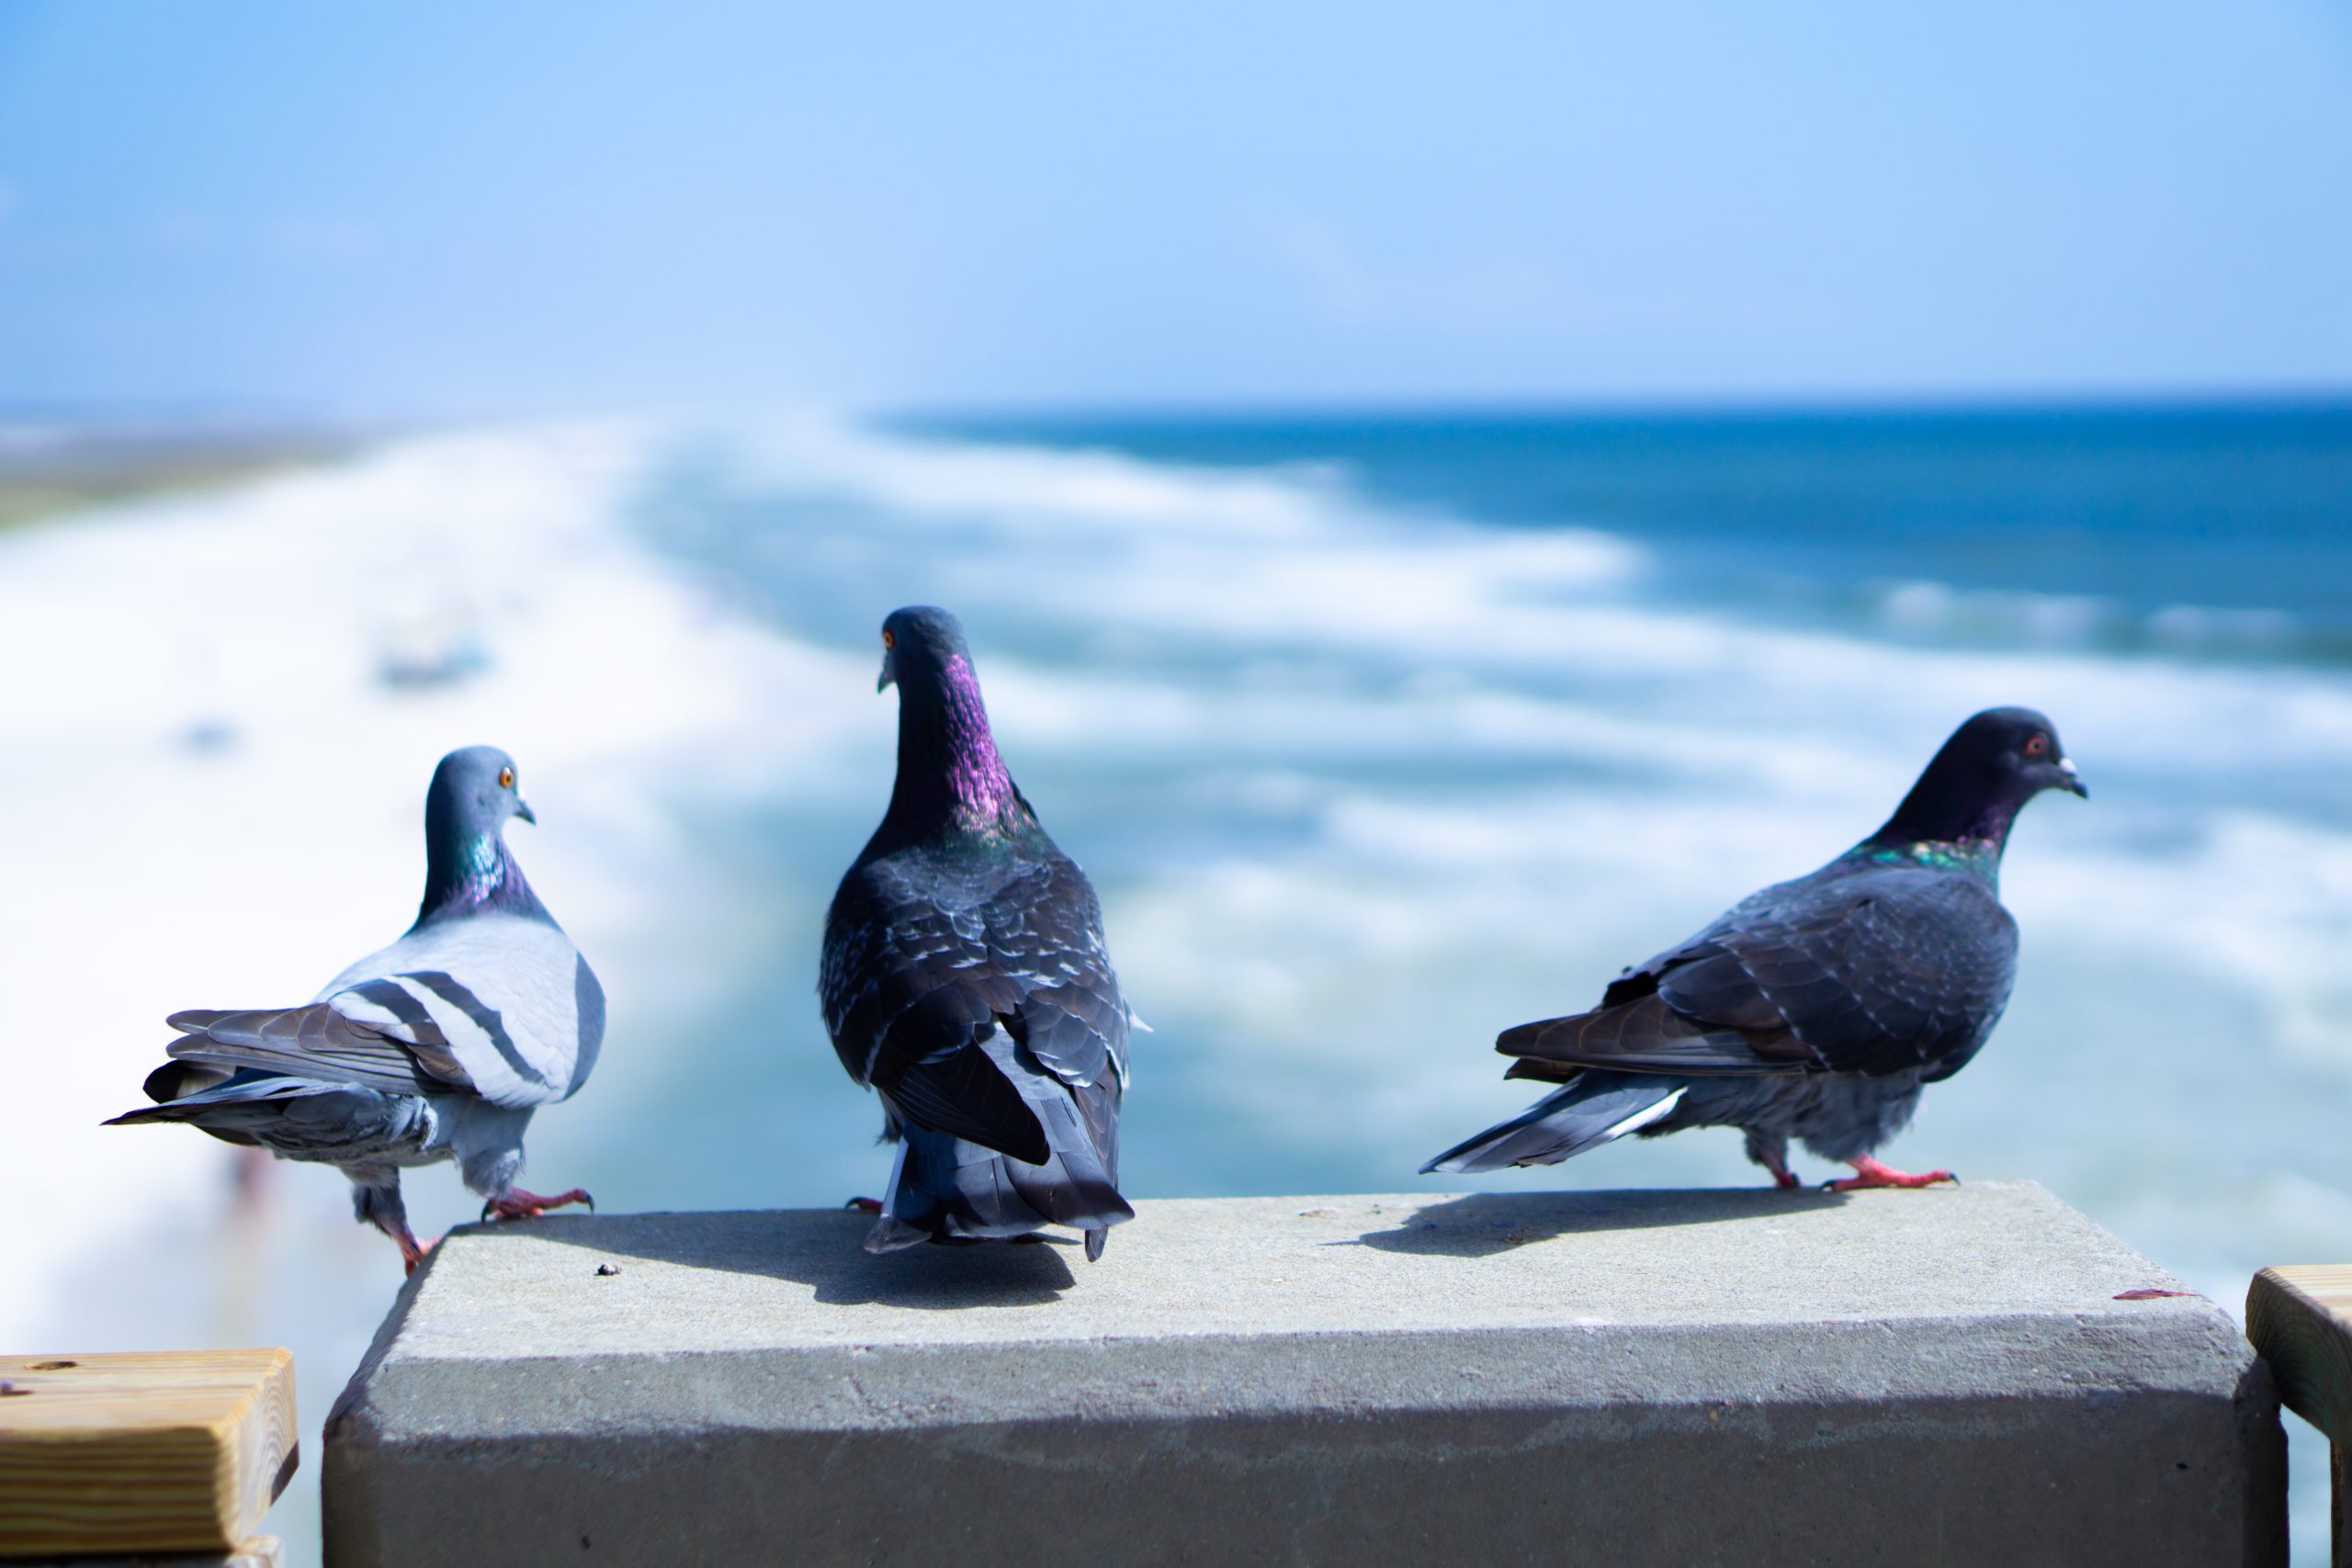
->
xmin=875 ymin=605 xmax=975 ymax=696
xmin=1877 ymin=706 xmax=2085 ymax=852
xmin=428 ymin=745 xmax=537 ymax=835
xmin=1946 ymin=706 xmax=2087 ymax=805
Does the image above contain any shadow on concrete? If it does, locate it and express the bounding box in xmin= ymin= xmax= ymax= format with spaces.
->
xmin=486 ymin=1210 xmax=1083 ymax=1307
xmin=1350 ymin=1188 xmax=1851 ymax=1258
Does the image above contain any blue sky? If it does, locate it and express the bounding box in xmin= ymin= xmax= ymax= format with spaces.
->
xmin=1 ymin=2 xmax=2347 ymax=416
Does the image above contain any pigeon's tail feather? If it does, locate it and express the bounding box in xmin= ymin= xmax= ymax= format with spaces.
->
xmin=1421 ymin=1074 xmax=1689 ymax=1174
xmin=869 ymin=1117 xmax=1134 ymax=1254
xmin=869 ymin=1030 xmax=1131 ymax=1254
xmin=141 ymin=1059 xmax=233 ymax=1105
xmin=108 ymin=1069 xmax=348 ymax=1124
xmin=106 ymin=1069 xmax=431 ymax=1161
xmin=108 ymin=1068 xmax=322 ymax=1147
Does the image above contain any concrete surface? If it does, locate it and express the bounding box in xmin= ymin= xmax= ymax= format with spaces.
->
xmin=323 ymin=1182 xmax=2284 ymax=1566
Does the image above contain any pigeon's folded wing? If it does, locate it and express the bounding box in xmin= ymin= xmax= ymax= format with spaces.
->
xmin=171 ymin=914 xmax=599 ymax=1109
xmin=822 ymin=862 xmax=1046 ymax=1161
xmin=1503 ymin=866 xmax=2018 ymax=1080
xmin=822 ymin=847 xmax=1132 ymax=1168
xmin=327 ymin=914 xmax=599 ymax=1108
xmin=164 ymin=982 xmax=469 ymax=1096
xmin=989 ymin=857 xmax=1131 ymax=1093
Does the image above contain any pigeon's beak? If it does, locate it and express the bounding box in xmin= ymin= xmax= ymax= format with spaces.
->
xmin=514 ymin=797 xmax=538 ymax=826
xmin=876 ymin=648 xmax=898 ymax=694
xmin=2057 ymin=758 xmax=2087 ymax=798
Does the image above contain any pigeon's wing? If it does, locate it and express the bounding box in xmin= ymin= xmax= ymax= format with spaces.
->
xmin=168 ymin=915 xmax=598 ymax=1110
xmin=991 ymin=852 xmax=1130 ymax=1189
xmin=989 ymin=853 xmax=1131 ymax=1097
xmin=1503 ymin=864 xmax=2018 ymax=1080
xmin=323 ymin=915 xmax=601 ymax=1108
xmin=821 ymin=857 xmax=1047 ymax=1164
xmin=164 ymin=987 xmax=469 ymax=1097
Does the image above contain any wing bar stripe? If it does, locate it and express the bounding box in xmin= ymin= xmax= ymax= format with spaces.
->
xmin=406 ymin=970 xmax=552 ymax=1089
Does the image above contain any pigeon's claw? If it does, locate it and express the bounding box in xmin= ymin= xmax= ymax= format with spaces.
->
xmin=844 ymin=1197 xmax=885 ymax=1214
xmin=1826 ymin=1156 xmax=1957 ymax=1192
xmin=484 ymin=1187 xmax=594 ymax=1223
xmin=398 ymin=1233 xmax=441 ymax=1277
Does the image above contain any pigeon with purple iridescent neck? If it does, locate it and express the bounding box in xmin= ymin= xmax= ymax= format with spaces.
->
xmin=107 ymin=746 xmax=605 ymax=1273
xmin=820 ymin=606 xmax=1135 ymax=1259
xmin=1424 ymin=708 xmax=2086 ymax=1190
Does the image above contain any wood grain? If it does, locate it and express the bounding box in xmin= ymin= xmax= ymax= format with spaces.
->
xmin=0 ymin=1348 xmax=297 ymax=1557
xmin=2249 ymin=1266 xmax=2352 ymax=1440
xmin=2246 ymin=1265 xmax=2352 ymax=1567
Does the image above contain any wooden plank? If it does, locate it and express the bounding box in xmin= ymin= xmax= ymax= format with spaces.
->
xmin=2246 ymin=1265 xmax=2352 ymax=1567
xmin=0 ymin=1349 xmax=296 ymax=1558
xmin=6 ymin=1538 xmax=281 ymax=1567
xmin=2248 ymin=1266 xmax=2352 ymax=1441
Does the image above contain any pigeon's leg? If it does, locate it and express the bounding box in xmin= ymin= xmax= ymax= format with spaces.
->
xmin=1744 ymin=1129 xmax=1802 ymax=1190
xmin=844 ymin=1197 xmax=885 ymax=1214
xmin=454 ymin=1111 xmax=589 ymax=1222
xmin=483 ymin=1187 xmax=594 ymax=1222
xmin=1826 ymin=1156 xmax=1956 ymax=1191
xmin=350 ymin=1172 xmax=437 ymax=1273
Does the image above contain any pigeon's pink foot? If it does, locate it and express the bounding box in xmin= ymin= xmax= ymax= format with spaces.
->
xmin=1758 ymin=1153 xmax=1802 ymax=1190
xmin=1827 ymin=1156 xmax=1956 ymax=1191
xmin=484 ymin=1187 xmax=594 ymax=1223
xmin=844 ymin=1197 xmax=884 ymax=1214
xmin=398 ymin=1232 xmax=441 ymax=1277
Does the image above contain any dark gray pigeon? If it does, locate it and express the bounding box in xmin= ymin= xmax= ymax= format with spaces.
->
xmin=820 ymin=606 xmax=1135 ymax=1258
xmin=1424 ymin=707 xmax=2085 ymax=1190
xmin=107 ymin=746 xmax=605 ymax=1272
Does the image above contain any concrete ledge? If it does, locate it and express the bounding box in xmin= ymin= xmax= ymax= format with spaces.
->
xmin=324 ymin=1182 xmax=2283 ymax=1566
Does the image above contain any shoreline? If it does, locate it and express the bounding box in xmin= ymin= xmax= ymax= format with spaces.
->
xmin=0 ymin=425 xmax=365 ymax=534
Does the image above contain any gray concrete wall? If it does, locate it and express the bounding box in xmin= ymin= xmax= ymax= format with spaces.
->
xmin=324 ymin=1183 xmax=2285 ymax=1566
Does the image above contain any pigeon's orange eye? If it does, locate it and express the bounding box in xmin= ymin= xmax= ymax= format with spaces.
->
xmin=883 ymin=629 xmax=896 ymax=649
xmin=499 ymin=767 xmax=515 ymax=789
xmin=2023 ymin=736 xmax=2047 ymax=758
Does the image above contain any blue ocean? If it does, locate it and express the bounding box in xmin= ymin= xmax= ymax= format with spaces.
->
xmin=609 ymin=401 xmax=2352 ymax=1200
xmin=6 ymin=403 xmax=2348 ymax=1562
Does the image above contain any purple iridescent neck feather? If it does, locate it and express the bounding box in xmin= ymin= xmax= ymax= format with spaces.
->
xmin=888 ymin=652 xmax=1024 ymax=836
xmin=415 ymin=826 xmax=551 ymax=929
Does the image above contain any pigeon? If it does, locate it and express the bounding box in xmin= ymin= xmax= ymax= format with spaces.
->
xmin=107 ymin=746 xmax=605 ymax=1271
xmin=820 ymin=606 xmax=1135 ymax=1259
xmin=1424 ymin=707 xmax=2086 ymax=1190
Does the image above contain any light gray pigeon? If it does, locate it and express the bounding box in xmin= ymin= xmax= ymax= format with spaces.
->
xmin=107 ymin=746 xmax=605 ymax=1272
